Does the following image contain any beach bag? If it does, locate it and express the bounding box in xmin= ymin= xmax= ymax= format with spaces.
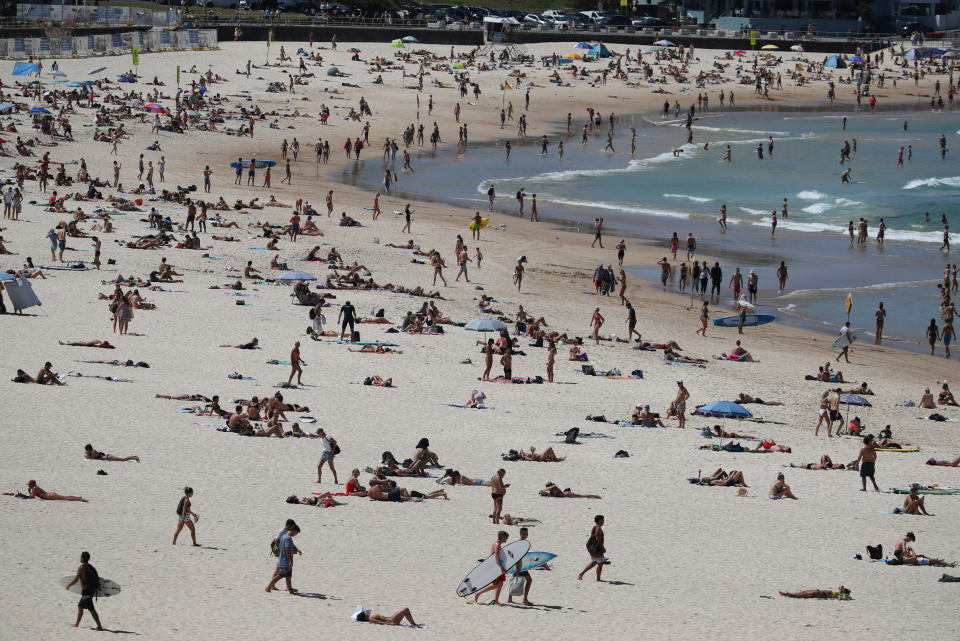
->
xmin=586 ymin=535 xmax=603 ymax=556
xmin=176 ymin=496 xmax=186 ymax=517
xmin=929 ymin=413 xmax=947 ymax=422
xmin=563 ymin=427 xmax=580 ymax=444
xmin=271 ymin=539 xmax=281 ymax=557
xmin=509 ymin=576 xmax=526 ymax=597
xmin=309 ymin=308 xmax=316 ymax=319
xmin=866 ymin=544 xmax=883 ymax=560
xmin=582 ymin=365 xmax=595 ymax=376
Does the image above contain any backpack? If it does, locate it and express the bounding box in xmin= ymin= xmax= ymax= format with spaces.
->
xmin=176 ymin=496 xmax=186 ymax=516
xmin=866 ymin=544 xmax=883 ymax=560
xmin=308 ymin=308 xmax=316 ymax=319
xmin=582 ymin=364 xmax=595 ymax=376
xmin=82 ymin=563 xmax=100 ymax=597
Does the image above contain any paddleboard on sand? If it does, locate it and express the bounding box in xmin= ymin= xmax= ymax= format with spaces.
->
xmin=891 ymin=487 xmax=959 ymax=495
xmin=469 ymin=218 xmax=489 ymax=231
xmin=229 ymin=160 xmax=277 ymax=169
xmin=513 ymin=551 xmax=556 ymax=573
xmin=713 ymin=313 xmax=775 ymax=328
xmin=830 ymin=330 xmax=859 ymax=351
xmin=456 ymin=540 xmax=530 ymax=597
xmin=59 ymin=575 xmax=122 ymax=597
xmin=875 ymin=448 xmax=922 ymax=453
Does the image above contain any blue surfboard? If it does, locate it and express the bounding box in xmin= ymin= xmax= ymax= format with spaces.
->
xmin=713 ymin=313 xmax=775 ymax=327
xmin=229 ymin=159 xmax=277 ymax=169
xmin=514 ymin=551 xmax=556 ymax=573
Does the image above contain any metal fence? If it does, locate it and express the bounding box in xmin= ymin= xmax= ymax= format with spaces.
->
xmin=0 ymin=27 xmax=217 ymax=58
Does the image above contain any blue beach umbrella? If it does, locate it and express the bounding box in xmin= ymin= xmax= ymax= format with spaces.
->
xmin=277 ymin=270 xmax=316 ymax=282
xmin=52 ymin=78 xmax=69 ymax=84
xmin=88 ymin=65 xmax=107 ymax=75
xmin=695 ymin=400 xmax=752 ymax=418
xmin=654 ymin=39 xmax=676 ymax=47
xmin=575 ymin=42 xmax=592 ymax=49
xmin=401 ymin=35 xmax=419 ymax=43
xmin=27 ymin=106 xmax=51 ymax=114
xmin=47 ymin=70 xmax=67 ymax=78
xmin=848 ymin=55 xmax=865 ymax=62
xmin=0 ymin=271 xmax=16 ymax=281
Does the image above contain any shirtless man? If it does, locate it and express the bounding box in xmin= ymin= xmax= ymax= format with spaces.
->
xmin=856 ymin=435 xmax=880 ymax=492
xmin=84 ymin=444 xmax=139 ymax=462
xmin=674 ymin=379 xmax=690 ymax=428
xmin=287 ymin=341 xmax=304 ymax=386
xmin=490 ymin=468 xmax=508 ymax=524
xmin=243 ymin=261 xmax=260 ymax=278
xmin=37 ymin=361 xmax=66 ymax=385
xmin=729 ymin=340 xmax=754 ymax=362
xmin=902 ymin=485 xmax=932 ymax=515
xmin=895 ymin=531 xmax=957 ymax=566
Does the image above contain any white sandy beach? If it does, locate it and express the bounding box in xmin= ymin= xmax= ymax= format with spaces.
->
xmin=1 ymin=38 xmax=960 ymax=641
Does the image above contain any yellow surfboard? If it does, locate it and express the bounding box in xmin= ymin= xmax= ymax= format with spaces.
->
xmin=469 ymin=218 xmax=489 ymax=231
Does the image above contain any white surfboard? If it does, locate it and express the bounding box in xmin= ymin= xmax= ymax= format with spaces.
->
xmin=456 ymin=540 xmax=530 ymax=597
xmin=60 ymin=575 xmax=122 ymax=598
xmin=831 ymin=329 xmax=859 ymax=350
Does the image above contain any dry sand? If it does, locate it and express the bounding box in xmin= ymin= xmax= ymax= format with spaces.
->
xmin=1 ymin=39 xmax=959 ymax=641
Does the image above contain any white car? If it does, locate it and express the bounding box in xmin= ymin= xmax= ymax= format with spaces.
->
xmin=579 ymin=10 xmax=604 ymax=21
xmin=523 ymin=13 xmax=549 ymax=26
xmin=541 ymin=9 xmax=566 ymax=19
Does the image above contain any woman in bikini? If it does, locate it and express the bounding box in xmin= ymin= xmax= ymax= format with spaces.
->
xmin=518 ymin=447 xmax=565 ymax=462
xmin=84 ymin=444 xmax=139 ymax=462
xmin=696 ymin=301 xmax=709 ymax=336
xmin=443 ymin=470 xmax=491 ymax=486
xmin=26 ymin=480 xmax=88 ymax=502
xmin=540 ymin=482 xmax=600 ymax=498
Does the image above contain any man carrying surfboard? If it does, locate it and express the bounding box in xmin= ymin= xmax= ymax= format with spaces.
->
xmin=508 ymin=527 xmax=534 ymax=605
xmin=473 ymin=531 xmax=509 ymax=604
xmin=66 ymin=551 xmax=104 ymax=631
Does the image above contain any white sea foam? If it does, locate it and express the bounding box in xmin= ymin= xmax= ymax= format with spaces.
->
xmin=546 ymin=197 xmax=691 ymax=220
xmin=801 ymin=203 xmax=833 ymax=214
xmin=663 ymin=193 xmax=713 ymax=203
xmin=738 ymin=207 xmax=769 ymax=216
xmin=796 ymin=190 xmax=828 ymax=200
xmin=779 ymin=279 xmax=940 ymax=300
xmin=691 ymin=125 xmax=790 ymax=136
xmin=902 ymin=176 xmax=960 ymax=190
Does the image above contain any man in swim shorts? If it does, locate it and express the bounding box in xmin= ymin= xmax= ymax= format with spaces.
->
xmin=856 ymin=435 xmax=880 ymax=492
xmin=65 ymin=551 xmax=103 ymax=630
xmin=490 ymin=468 xmax=507 ymax=524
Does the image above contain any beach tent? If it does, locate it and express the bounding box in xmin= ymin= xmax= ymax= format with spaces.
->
xmin=848 ymin=55 xmax=865 ymax=62
xmin=326 ymin=66 xmax=341 ymax=76
xmin=391 ymin=39 xmax=404 ymax=48
xmin=12 ymin=62 xmax=39 ymax=76
xmin=277 ymin=270 xmax=316 ymax=282
xmin=790 ymin=44 xmax=804 ymax=52
xmin=824 ymin=55 xmax=846 ymax=68
xmin=464 ymin=317 xmax=507 ymax=333
xmin=401 ymin=35 xmax=419 ymax=43
xmin=118 ymin=76 xmax=137 ymax=83
xmin=761 ymin=44 xmax=779 ymax=50
xmin=590 ymin=43 xmax=612 ymax=58
xmin=575 ymin=42 xmax=593 ymax=49
xmin=451 ymin=61 xmax=466 ymax=69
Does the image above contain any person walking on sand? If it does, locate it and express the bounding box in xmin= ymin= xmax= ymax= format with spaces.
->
xmin=287 ymin=341 xmax=304 ymax=386
xmin=65 ymin=551 xmax=103 ymax=631
xmin=513 ymin=258 xmax=524 ymax=292
xmin=265 ymin=524 xmax=300 ymax=594
xmin=402 ymin=204 xmax=413 ymax=234
xmin=508 ymin=527 xmax=536 ymax=604
xmin=473 ymin=531 xmax=509 ymax=604
xmin=856 ymin=435 xmax=880 ymax=492
xmin=696 ymin=301 xmax=709 ymax=336
xmin=172 ymin=486 xmax=199 ymax=546
xmin=836 ymin=322 xmax=852 ymax=363
xmin=578 ymin=515 xmax=607 ymax=581
xmin=674 ymin=380 xmax=689 ymax=428
xmin=591 ymin=217 xmax=604 ymax=248
xmin=490 ymin=469 xmax=507 ymax=524
xmin=590 ymin=307 xmax=605 ymax=345
xmin=626 ymin=301 xmax=641 ymax=341
xmin=316 ymin=427 xmax=338 ymax=484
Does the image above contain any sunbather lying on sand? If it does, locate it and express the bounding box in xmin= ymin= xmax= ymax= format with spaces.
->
xmin=286 ymin=492 xmax=347 ymax=507
xmin=516 ymin=447 xmax=564 ymax=462
xmin=156 ymin=393 xmax=211 ymax=401
xmin=927 ymin=456 xmax=960 ymax=466
xmin=85 ymin=359 xmax=150 ymax=367
xmin=737 ymin=393 xmax=783 ymax=405
xmin=688 ymin=468 xmax=747 ymax=486
xmin=779 ymin=586 xmax=850 ymax=599
xmin=84 ymin=444 xmax=140 ymax=462
xmin=664 ymin=348 xmax=706 ymax=364
xmin=220 ymin=338 xmax=259 ymax=349
xmin=539 ymin=481 xmax=600 ymax=498
xmin=59 ymin=340 xmax=115 ymax=348
xmin=711 ymin=425 xmax=757 ymax=439
xmin=26 ymin=480 xmax=87 ymax=501
xmin=363 ymin=375 xmax=392 ymax=387
xmin=441 ymin=470 xmax=491 ymax=486
xmin=789 ymin=455 xmax=847 ymax=470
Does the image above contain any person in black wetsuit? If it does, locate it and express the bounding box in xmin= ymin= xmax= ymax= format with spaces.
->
xmin=339 ymin=300 xmax=356 ymax=341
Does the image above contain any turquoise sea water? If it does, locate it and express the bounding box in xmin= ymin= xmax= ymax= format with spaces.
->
xmin=340 ymin=108 xmax=960 ymax=347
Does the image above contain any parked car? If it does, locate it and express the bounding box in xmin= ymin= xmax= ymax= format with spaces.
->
xmin=523 ymin=13 xmax=550 ymax=26
xmin=596 ymin=15 xmax=632 ymax=27
xmin=579 ymin=10 xmax=604 ymax=21
xmin=898 ymin=22 xmax=936 ymax=37
xmin=632 ymin=16 xmax=669 ymax=29
xmin=562 ymin=13 xmax=590 ymax=28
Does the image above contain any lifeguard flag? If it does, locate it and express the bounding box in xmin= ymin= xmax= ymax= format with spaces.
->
xmin=845 ymin=292 xmax=852 ymax=316
xmin=132 ymin=47 xmax=139 ymax=66
xmin=503 ymin=81 xmax=512 ymax=90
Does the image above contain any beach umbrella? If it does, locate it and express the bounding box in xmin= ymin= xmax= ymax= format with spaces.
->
xmin=347 ymin=47 xmax=361 ymax=53
xmin=839 ymin=393 xmax=872 ymax=431
xmin=848 ymin=55 xmax=865 ymax=62
xmin=27 ymin=106 xmax=51 ymax=114
xmin=944 ymin=51 xmax=959 ymax=58
xmin=401 ymin=35 xmax=419 ymax=43
xmin=464 ymin=317 xmax=507 ymax=333
xmin=67 ymin=81 xmax=83 ymax=87
xmin=277 ymin=270 xmax=316 ymax=282
xmin=761 ymin=44 xmax=779 ymax=50
xmin=654 ymin=39 xmax=676 ymax=47
xmin=575 ymin=42 xmax=593 ymax=49
xmin=51 ymin=78 xmax=69 ymax=84
xmin=0 ymin=271 xmax=15 ymax=281
xmin=88 ymin=65 xmax=107 ymax=75
xmin=790 ymin=44 xmax=804 ymax=52
xmin=696 ymin=400 xmax=752 ymax=418
xmin=733 ymin=50 xmax=746 ymax=55
xmin=0 ymin=102 xmax=15 ymax=113
xmin=47 ymin=70 xmax=67 ymax=78
xmin=143 ymin=103 xmax=169 ymax=114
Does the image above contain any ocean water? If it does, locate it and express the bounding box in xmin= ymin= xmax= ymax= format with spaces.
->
xmin=339 ymin=109 xmax=959 ymax=348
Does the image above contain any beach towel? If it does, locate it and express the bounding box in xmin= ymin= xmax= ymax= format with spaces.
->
xmin=448 ymin=404 xmax=491 ymax=409
xmin=266 ymin=360 xmax=293 ymax=365
xmin=713 ymin=354 xmax=756 ymax=362
xmin=663 ymin=361 xmax=706 ymax=369
xmin=68 ymin=373 xmax=132 ymax=382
